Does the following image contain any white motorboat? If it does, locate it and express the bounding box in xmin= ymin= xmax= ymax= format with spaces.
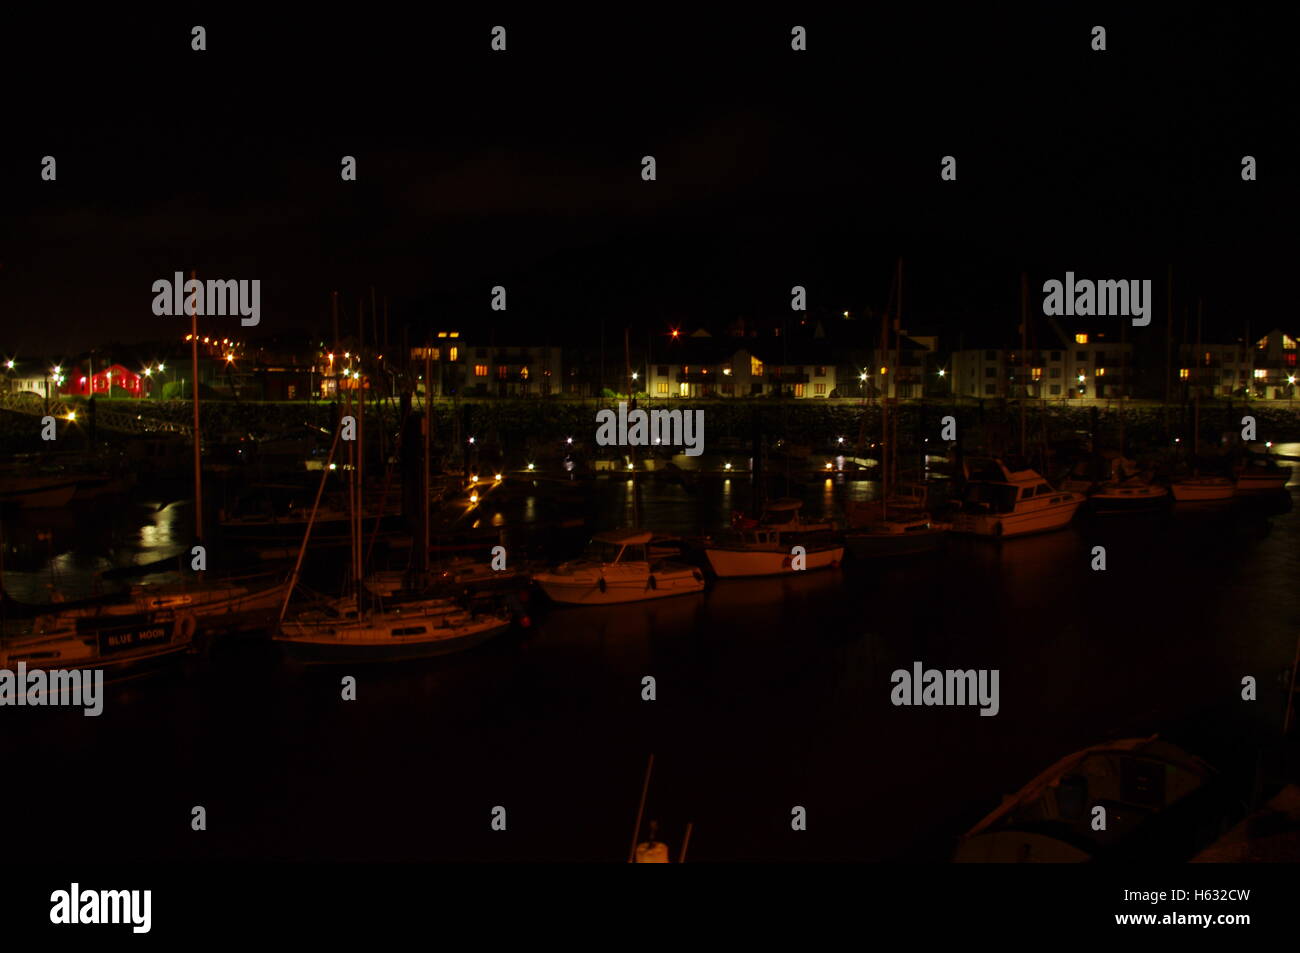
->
xmin=950 ymin=460 xmax=1085 ymax=538
xmin=1169 ymin=476 xmax=1234 ymax=503
xmin=704 ymin=527 xmax=844 ymax=578
xmin=534 ymin=530 xmax=705 ymax=604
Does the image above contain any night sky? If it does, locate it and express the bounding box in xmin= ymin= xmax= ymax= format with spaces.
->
xmin=1 ymin=10 xmax=1293 ymax=353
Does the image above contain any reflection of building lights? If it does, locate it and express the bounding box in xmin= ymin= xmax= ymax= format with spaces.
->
xmin=825 ymin=462 xmax=833 ymax=470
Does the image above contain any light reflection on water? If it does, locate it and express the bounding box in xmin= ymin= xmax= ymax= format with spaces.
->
xmin=0 ymin=473 xmax=1296 ymax=861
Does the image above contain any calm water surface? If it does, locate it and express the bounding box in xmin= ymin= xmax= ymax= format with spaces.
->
xmin=2 ymin=448 xmax=1297 ymax=861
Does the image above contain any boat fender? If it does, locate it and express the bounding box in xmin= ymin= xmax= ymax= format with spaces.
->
xmin=178 ymin=612 xmax=198 ymax=642
xmin=647 ymin=575 xmax=657 ymax=590
xmin=597 ymin=576 xmax=607 ymax=593
xmin=781 ymin=555 xmax=792 ymax=570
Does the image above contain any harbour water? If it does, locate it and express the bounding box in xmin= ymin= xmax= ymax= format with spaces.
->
xmin=1 ymin=451 xmax=1296 ymax=861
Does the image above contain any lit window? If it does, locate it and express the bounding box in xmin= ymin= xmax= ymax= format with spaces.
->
xmin=750 ymin=357 xmax=763 ymax=376
xmin=474 ymin=364 xmax=488 ymax=377
xmin=1179 ymin=368 xmax=1189 ymax=379
xmin=1031 ymin=367 xmax=1043 ymax=380
xmin=1075 ymin=334 xmax=1088 ymax=344
xmin=449 ymin=347 xmax=458 ymax=362
xmin=1254 ymin=369 xmax=1266 ymax=379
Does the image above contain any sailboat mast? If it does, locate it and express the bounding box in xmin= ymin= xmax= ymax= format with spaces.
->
xmin=894 ymin=258 xmax=902 ymax=490
xmin=424 ymin=339 xmax=433 ymax=574
xmin=1119 ymin=307 xmax=1127 ymax=454
xmin=1194 ymin=298 xmax=1203 ymax=462
xmin=190 ymin=269 xmax=203 ymax=543
xmin=356 ymin=297 xmax=366 ymax=609
xmin=880 ymin=305 xmax=889 ymax=509
xmin=279 ymin=424 xmax=344 ymax=622
xmin=1019 ymin=272 xmax=1028 ymax=460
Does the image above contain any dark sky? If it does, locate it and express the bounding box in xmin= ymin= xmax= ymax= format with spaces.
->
xmin=1 ymin=9 xmax=1294 ymax=355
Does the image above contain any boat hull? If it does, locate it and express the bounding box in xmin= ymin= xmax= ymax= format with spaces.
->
xmin=534 ymin=568 xmax=704 ymax=604
xmin=1170 ymin=479 xmax=1234 ymax=503
xmin=950 ymin=498 xmax=1084 ymax=538
xmin=276 ymin=616 xmax=511 ymax=664
xmin=1234 ymin=474 xmax=1289 ymax=495
xmin=1087 ymin=487 xmax=1171 ymax=514
xmin=1 ymin=612 xmax=193 ymax=679
xmin=704 ymin=545 xmax=844 ymax=578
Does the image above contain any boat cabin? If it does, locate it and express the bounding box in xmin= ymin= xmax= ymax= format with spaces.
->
xmin=584 ymin=530 xmax=654 ymax=564
xmin=961 ymin=462 xmax=1072 ymax=514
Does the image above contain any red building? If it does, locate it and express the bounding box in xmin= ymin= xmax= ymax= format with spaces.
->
xmin=63 ymin=363 xmax=144 ymax=397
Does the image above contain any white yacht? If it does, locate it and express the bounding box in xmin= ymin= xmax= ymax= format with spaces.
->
xmin=950 ymin=460 xmax=1085 ymax=538
xmin=533 ymin=530 xmax=705 ymax=605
